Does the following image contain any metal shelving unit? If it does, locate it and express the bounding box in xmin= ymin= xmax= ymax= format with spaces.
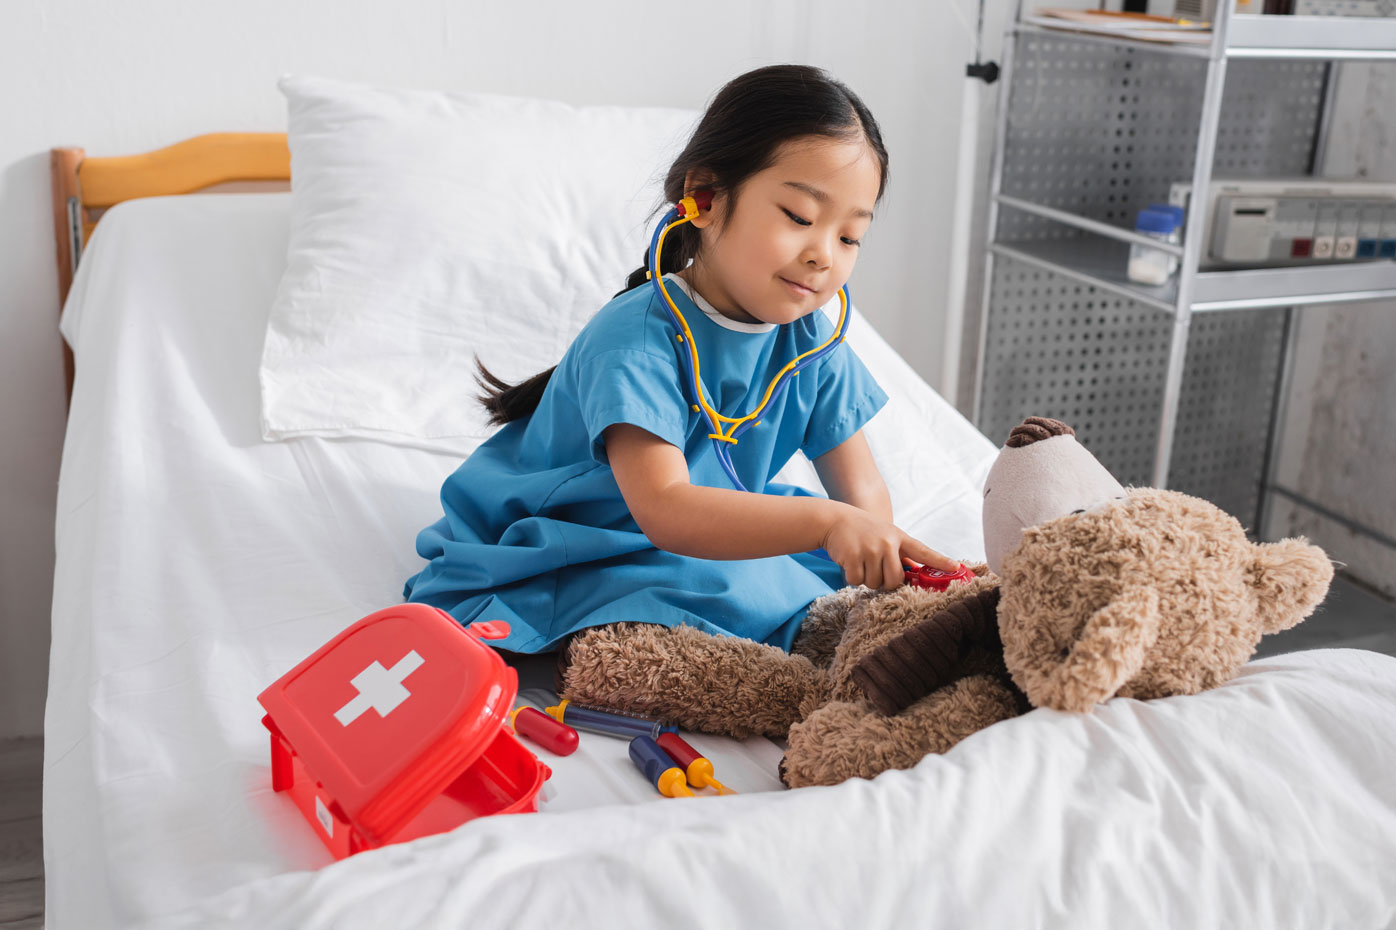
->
xmin=972 ymin=4 xmax=1396 ymax=531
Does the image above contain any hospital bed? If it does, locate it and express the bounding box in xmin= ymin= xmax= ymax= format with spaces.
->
xmin=44 ymin=118 xmax=1396 ymax=929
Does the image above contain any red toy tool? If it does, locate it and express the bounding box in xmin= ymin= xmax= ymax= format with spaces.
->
xmin=657 ymin=732 xmax=735 ymax=795
xmin=510 ymin=706 xmax=579 ymax=756
xmin=257 ymin=605 xmax=550 ymax=860
xmin=903 ymin=562 xmax=975 ymax=591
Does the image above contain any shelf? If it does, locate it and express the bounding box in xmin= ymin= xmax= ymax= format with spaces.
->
xmin=990 ymin=238 xmax=1177 ymax=315
xmin=1192 ymin=261 xmax=1396 ymax=311
xmin=1015 ymin=21 xmax=1211 ymax=58
xmin=1017 ymin=14 xmax=1396 ymax=61
xmin=1227 ymin=14 xmax=1396 ymax=60
xmin=995 ymin=194 xmax=1186 ymax=256
xmin=991 ymin=236 xmax=1396 ymax=313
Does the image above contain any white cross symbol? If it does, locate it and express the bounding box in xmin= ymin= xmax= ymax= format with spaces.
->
xmin=333 ymin=650 xmax=425 ymax=726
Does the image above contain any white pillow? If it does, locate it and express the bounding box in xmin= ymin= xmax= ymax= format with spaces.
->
xmin=260 ymin=74 xmax=699 ymax=451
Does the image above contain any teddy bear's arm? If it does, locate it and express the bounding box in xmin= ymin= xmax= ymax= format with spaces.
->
xmin=1013 ymin=585 xmax=1160 ymax=713
xmin=850 ymin=587 xmax=1002 ymax=716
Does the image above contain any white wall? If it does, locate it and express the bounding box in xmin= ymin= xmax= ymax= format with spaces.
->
xmin=0 ymin=0 xmax=992 ymax=737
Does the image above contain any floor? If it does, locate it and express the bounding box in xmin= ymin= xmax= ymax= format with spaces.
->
xmin=2 ymin=573 xmax=1393 ymax=930
xmin=0 ymin=737 xmax=41 ymax=930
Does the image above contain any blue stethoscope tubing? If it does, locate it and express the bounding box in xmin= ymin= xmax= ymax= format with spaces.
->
xmin=645 ymin=201 xmax=852 ymax=495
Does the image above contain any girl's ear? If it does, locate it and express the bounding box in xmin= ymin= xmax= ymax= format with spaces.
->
xmin=682 ymin=170 xmax=721 ymax=230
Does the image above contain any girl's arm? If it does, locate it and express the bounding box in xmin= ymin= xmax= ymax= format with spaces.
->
xmin=810 ymin=430 xmax=892 ymax=522
xmin=603 ymin=424 xmax=955 ymax=588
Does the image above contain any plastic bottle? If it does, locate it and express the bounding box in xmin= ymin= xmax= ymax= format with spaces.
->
xmin=1148 ymin=203 xmax=1186 ymax=276
xmin=1128 ymin=208 xmax=1180 ymax=286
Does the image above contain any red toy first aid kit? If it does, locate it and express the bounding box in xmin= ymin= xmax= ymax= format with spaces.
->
xmin=257 ymin=604 xmax=550 ymax=860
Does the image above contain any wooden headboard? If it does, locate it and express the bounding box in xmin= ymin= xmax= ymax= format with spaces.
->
xmin=49 ymin=132 xmax=291 ymax=402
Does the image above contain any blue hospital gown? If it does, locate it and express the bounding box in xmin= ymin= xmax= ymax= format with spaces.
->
xmin=402 ymin=272 xmax=889 ymax=654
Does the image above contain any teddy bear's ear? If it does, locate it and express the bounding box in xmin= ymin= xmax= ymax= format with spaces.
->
xmin=1247 ymin=537 xmax=1335 ymax=634
xmin=1031 ymin=586 xmax=1160 ymax=713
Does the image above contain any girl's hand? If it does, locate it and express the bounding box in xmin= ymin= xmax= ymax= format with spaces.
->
xmin=821 ymin=506 xmax=962 ymax=591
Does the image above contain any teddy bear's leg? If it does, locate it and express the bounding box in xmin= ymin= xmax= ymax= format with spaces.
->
xmin=790 ymin=586 xmax=878 ymax=669
xmin=779 ymin=674 xmax=1023 ymax=789
xmin=557 ymin=621 xmax=827 ymax=739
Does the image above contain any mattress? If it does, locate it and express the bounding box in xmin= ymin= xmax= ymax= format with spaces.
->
xmin=46 ymin=192 xmax=1396 ymax=929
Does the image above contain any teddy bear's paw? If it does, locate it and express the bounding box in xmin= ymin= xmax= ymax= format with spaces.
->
xmin=780 ymin=675 xmax=1023 ymax=789
xmin=557 ymin=621 xmax=825 ymax=739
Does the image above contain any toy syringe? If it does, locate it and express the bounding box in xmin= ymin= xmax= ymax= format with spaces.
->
xmin=544 ymin=699 xmax=677 ymax=740
xmin=629 ymin=735 xmax=694 ymax=798
xmin=657 ymin=732 xmax=735 ymax=795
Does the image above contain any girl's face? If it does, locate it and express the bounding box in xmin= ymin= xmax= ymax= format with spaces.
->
xmin=682 ymin=136 xmax=881 ymax=326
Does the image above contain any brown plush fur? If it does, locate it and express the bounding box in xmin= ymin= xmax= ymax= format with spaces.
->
xmin=558 ymin=622 xmax=826 ymax=739
xmin=557 ymin=566 xmax=1011 ymax=785
xmin=1000 ymin=487 xmax=1334 ymax=713
xmin=780 ymin=675 xmax=1022 ymax=788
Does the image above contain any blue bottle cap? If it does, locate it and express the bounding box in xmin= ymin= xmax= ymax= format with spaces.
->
xmin=1135 ymin=209 xmax=1177 ymax=234
xmin=1148 ymin=203 xmax=1186 ymax=227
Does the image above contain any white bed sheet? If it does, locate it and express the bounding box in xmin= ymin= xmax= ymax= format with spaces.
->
xmin=47 ymin=193 xmax=1396 ymax=930
xmin=47 ymin=191 xmax=999 ymax=929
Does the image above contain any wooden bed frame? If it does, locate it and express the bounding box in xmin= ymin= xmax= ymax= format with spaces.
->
xmin=49 ymin=133 xmax=291 ymax=402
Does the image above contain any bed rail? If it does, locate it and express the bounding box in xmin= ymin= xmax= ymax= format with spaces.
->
xmin=49 ymin=132 xmax=290 ymax=403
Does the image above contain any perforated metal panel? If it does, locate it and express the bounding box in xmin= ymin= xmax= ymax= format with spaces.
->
xmin=1171 ymin=308 xmax=1288 ymax=523
xmin=979 ymin=34 xmax=1325 ymax=529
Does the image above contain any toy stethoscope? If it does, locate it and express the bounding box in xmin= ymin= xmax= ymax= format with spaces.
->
xmin=644 ymin=191 xmax=973 ymax=588
xmin=646 ymin=189 xmax=853 ymax=493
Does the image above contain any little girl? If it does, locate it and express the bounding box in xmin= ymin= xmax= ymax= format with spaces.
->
xmin=403 ymin=64 xmax=960 ymax=656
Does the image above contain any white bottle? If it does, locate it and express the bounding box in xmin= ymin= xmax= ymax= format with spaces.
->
xmin=1128 ymin=209 xmax=1180 ymax=286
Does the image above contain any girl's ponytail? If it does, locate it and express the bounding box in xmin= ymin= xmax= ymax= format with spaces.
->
xmin=475 ymin=359 xmax=555 ymax=427
xmin=617 ymin=224 xmax=702 ymax=297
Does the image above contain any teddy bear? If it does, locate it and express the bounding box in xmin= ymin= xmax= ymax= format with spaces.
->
xmin=555 ymin=415 xmax=1335 ymax=788
xmin=858 ymin=416 xmax=1335 ymax=718
xmin=554 ymin=570 xmax=1031 ymax=787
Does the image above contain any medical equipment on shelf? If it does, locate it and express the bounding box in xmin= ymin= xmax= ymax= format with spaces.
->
xmin=629 ymin=735 xmax=696 ymax=798
xmin=646 ymin=189 xmax=854 ymax=493
xmin=1169 ymin=178 xmax=1396 ymax=268
xmin=510 ymin=706 xmax=579 ymax=756
xmin=257 ymin=606 xmax=550 ymax=860
xmin=657 ymin=732 xmax=736 ymax=795
xmin=545 ymin=699 xmax=678 ymax=740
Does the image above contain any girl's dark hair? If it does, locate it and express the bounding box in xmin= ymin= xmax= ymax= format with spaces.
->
xmin=476 ymin=64 xmax=889 ymax=427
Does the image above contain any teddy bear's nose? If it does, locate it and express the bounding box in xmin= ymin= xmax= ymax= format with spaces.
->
xmin=1006 ymin=416 xmax=1075 ymax=448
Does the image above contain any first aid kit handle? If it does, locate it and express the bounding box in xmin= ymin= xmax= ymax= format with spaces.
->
xmin=465 ymin=619 xmax=510 ymax=640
